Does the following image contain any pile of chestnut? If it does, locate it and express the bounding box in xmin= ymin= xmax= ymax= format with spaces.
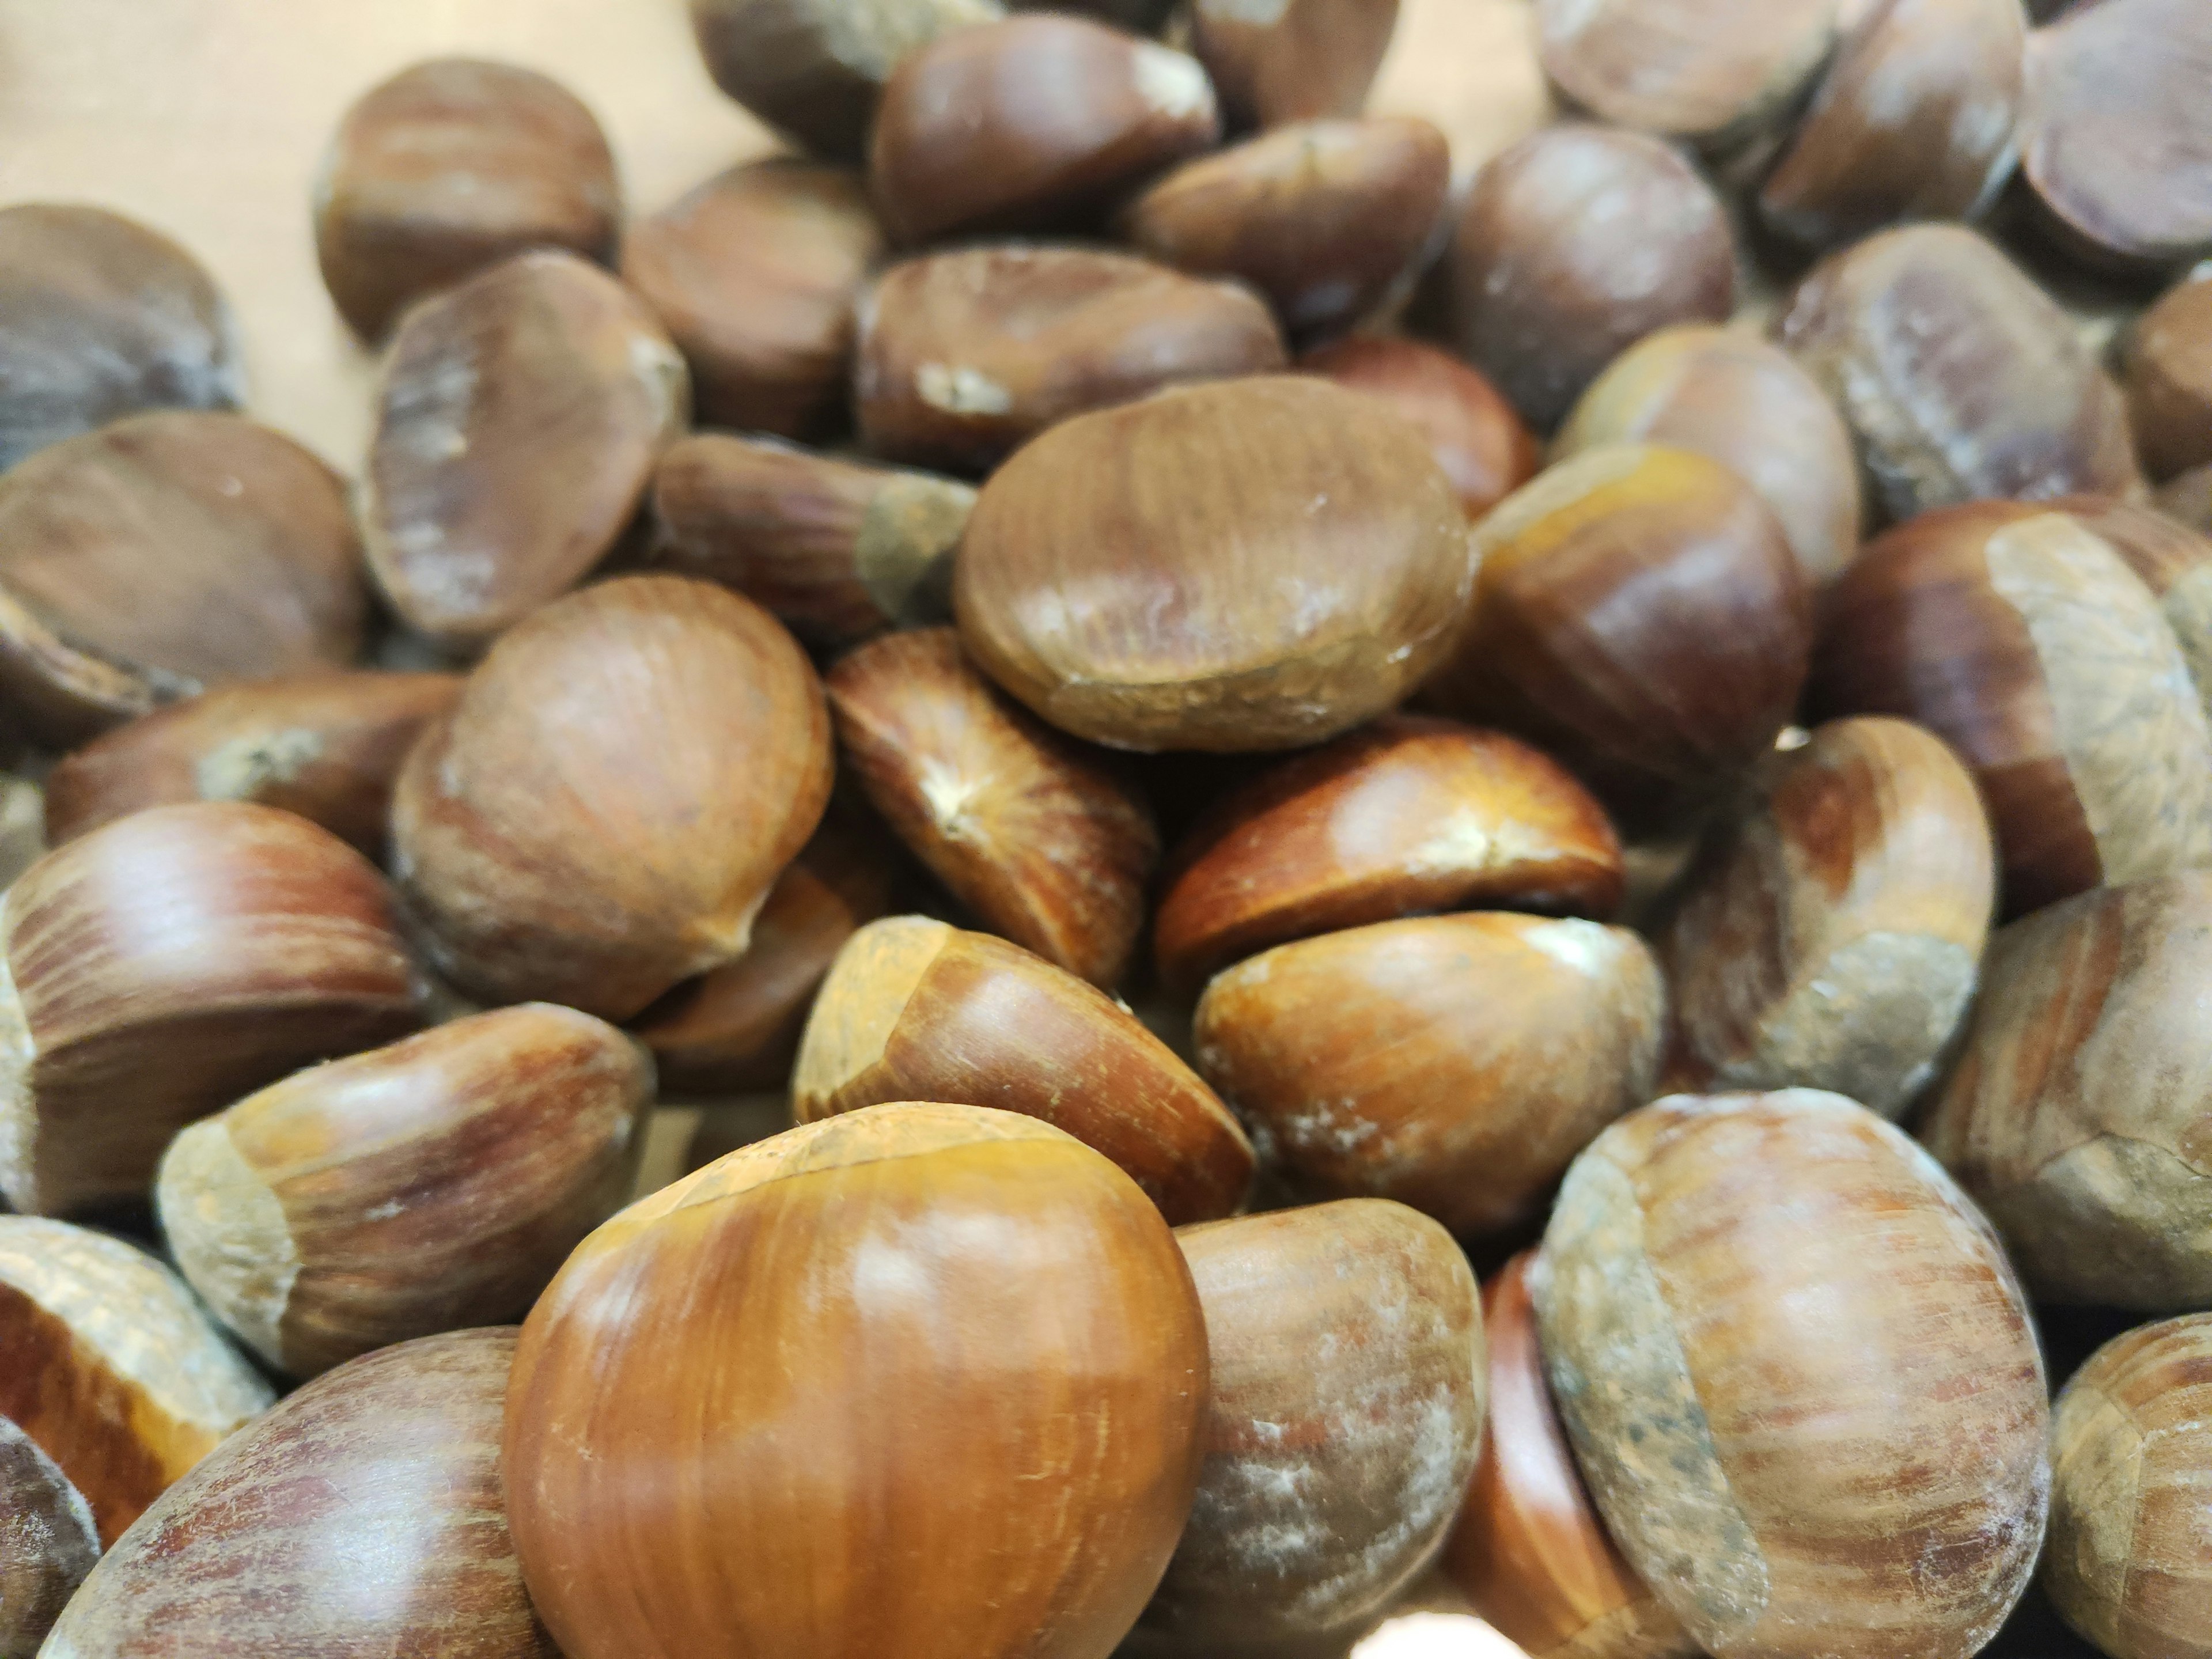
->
xmin=2 ymin=0 xmax=2211 ymax=1655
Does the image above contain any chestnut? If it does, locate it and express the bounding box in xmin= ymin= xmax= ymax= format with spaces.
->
xmin=1554 ymin=324 xmax=1865 ymax=591
xmin=956 ymin=376 xmax=1471 ymax=753
xmin=1777 ymin=224 xmax=2143 ymax=522
xmin=1155 ymin=713 xmax=1625 ymax=995
xmin=1808 ymin=499 xmax=2212 ymax=915
xmin=1194 ymin=914 xmax=1663 ymax=1237
xmin=1445 ymin=1253 xmax=1694 ymax=1659
xmin=796 ymin=916 xmax=1254 ymax=1223
xmin=1446 ymin=125 xmax=1737 ymax=430
xmin=0 ymin=203 xmax=243 ymax=474
xmin=2127 ymin=275 xmax=2212 ymax=484
xmin=504 ymin=1102 xmax=1210 ymax=1659
xmin=313 ymin=58 xmax=619 ymax=340
xmin=1118 ymin=116 xmax=1451 ymax=343
xmin=620 ymin=158 xmax=884 ymax=438
xmin=42 ymin=670 xmax=461 ymax=856
xmin=2047 ymin=494 xmax=2212 ymax=719
xmin=0 ymin=1217 xmax=273 ymax=1545
xmin=391 ymin=574 xmax=832 ymax=1022
xmin=1533 ymin=1090 xmax=2049 ymax=1659
xmin=854 ymin=245 xmax=1285 ymax=475
xmin=1652 ymin=717 xmax=1995 ymax=1119
xmin=2162 ymin=465 xmax=2212 ymax=539
xmin=0 ymin=801 xmax=421 ymax=1217
xmin=361 ymin=250 xmax=688 ymax=649
xmin=1758 ymin=0 xmax=2026 ymax=251
xmin=0 ymin=410 xmax=368 ymax=749
xmin=2045 ymin=1315 xmax=2212 ymax=1659
xmin=1421 ymin=443 xmax=1812 ymax=829
xmin=1137 ymin=1200 xmax=1486 ymax=1648
xmin=1921 ymin=871 xmax=2212 ymax=1311
xmin=0 ymin=1416 xmax=97 ymax=1658
xmin=1188 ymin=0 xmax=1400 ymax=131
xmin=157 ymin=1003 xmax=653 ymax=1378
xmin=1298 ymin=338 xmax=1539 ymax=521
xmin=40 ymin=1327 xmax=559 ymax=1659
xmin=869 ymin=15 xmax=1220 ymax=247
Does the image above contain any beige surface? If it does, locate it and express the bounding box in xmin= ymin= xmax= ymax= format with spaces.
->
xmin=0 ymin=0 xmax=1544 ymax=471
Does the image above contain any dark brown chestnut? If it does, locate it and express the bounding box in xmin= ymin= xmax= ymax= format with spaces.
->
xmin=1298 ymin=338 xmax=1539 ymax=521
xmin=1188 ymin=0 xmax=1402 ymax=131
xmin=2128 ymin=275 xmax=2212 ymax=484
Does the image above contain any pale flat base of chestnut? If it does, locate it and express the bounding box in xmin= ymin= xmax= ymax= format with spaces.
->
xmin=0 ymin=945 xmax=38 ymax=1214
xmin=156 ymin=1118 xmax=300 ymax=1372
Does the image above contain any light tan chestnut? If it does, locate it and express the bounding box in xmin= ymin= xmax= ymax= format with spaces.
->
xmin=362 ymin=250 xmax=689 ymax=648
xmin=0 ymin=802 xmax=422 ymax=1217
xmin=1196 ymin=915 xmax=1664 ymax=1237
xmin=0 ymin=1415 xmax=97 ymax=1659
xmin=392 ymin=575 xmax=832 ymax=1021
xmin=828 ymin=628 xmax=1157 ymax=989
xmin=1137 ymin=1200 xmax=1486 ymax=1647
xmin=1298 ymin=338 xmax=1539 ymax=521
xmin=40 ymin=1328 xmax=558 ymax=1659
xmin=1653 ymin=718 xmax=1995 ymax=1119
xmin=0 ymin=1218 xmax=273 ymax=1546
xmin=1188 ymin=0 xmax=1400 ymax=130
xmin=1536 ymin=1091 xmax=2048 ymax=1659
xmin=157 ymin=1004 xmax=654 ymax=1380
xmin=957 ymin=376 xmax=1471 ymax=753
xmin=796 ymin=916 xmax=1254 ymax=1224
xmin=2045 ymin=1315 xmax=2212 ymax=1659
xmin=2048 ymin=494 xmax=2212 ymax=724
xmin=854 ymin=245 xmax=1284 ymax=475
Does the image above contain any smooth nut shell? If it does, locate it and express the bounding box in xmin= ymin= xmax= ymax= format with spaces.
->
xmin=956 ymin=376 xmax=1472 ymax=753
xmin=1189 ymin=0 xmax=1400 ymax=130
xmin=2128 ymin=276 xmax=2212 ymax=484
xmin=1299 ymin=338 xmax=1539 ymax=521
xmin=0 ymin=1416 xmax=97 ymax=1659
xmin=1535 ymin=0 xmax=1838 ymax=149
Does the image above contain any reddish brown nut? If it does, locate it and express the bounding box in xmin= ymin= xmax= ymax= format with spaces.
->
xmin=41 ymin=1328 xmax=558 ymax=1659
xmin=1653 ymin=718 xmax=1994 ymax=1120
xmin=827 ymin=628 xmax=1158 ymax=988
xmin=957 ymin=376 xmax=1471 ymax=752
xmin=1155 ymin=714 xmax=1624 ymax=995
xmin=1118 ymin=116 xmax=1450 ymax=342
xmin=1534 ymin=1092 xmax=2049 ymax=1659
xmin=1555 ymin=324 xmax=1865 ymax=591
xmin=2128 ymin=276 xmax=2212 ymax=484
xmin=620 ymin=160 xmax=884 ymax=438
xmin=1758 ymin=0 xmax=2025 ymax=250
xmin=1809 ymin=499 xmax=2212 ymax=915
xmin=313 ymin=59 xmax=619 ymax=341
xmin=157 ymin=1004 xmax=653 ymax=1379
xmin=0 ymin=411 xmax=368 ymax=749
xmin=1536 ymin=0 xmax=1838 ymax=150
xmin=1448 ymin=126 xmax=1737 ymax=430
xmin=392 ymin=575 xmax=832 ymax=1021
xmin=651 ymin=434 xmax=969 ymax=645
xmin=630 ymin=812 xmax=895 ymax=1098
xmin=854 ymin=245 xmax=1284 ymax=475
xmin=0 ymin=204 xmax=241 ymax=474
xmin=1195 ymin=914 xmax=1663 ymax=1237
xmin=1139 ymin=1200 xmax=1485 ymax=1647
xmin=796 ymin=916 xmax=1255 ymax=1223
xmin=0 ymin=1415 xmax=98 ymax=1659
xmin=0 ymin=1218 xmax=273 ymax=1546
xmin=869 ymin=15 xmax=1220 ymax=247
xmin=1778 ymin=224 xmax=2144 ymax=522
xmin=43 ymin=671 xmax=461 ymax=856
xmin=1188 ymin=0 xmax=1400 ymax=131
xmin=362 ymin=251 xmax=688 ymax=649
xmin=688 ymin=0 xmax=1003 ymax=164
xmin=1422 ymin=444 xmax=1812 ymax=828
xmin=1298 ymin=338 xmax=1539 ymax=520
xmin=2018 ymin=0 xmax=2212 ymax=271
xmin=0 ymin=802 xmax=422 ymax=1217
xmin=2048 ymin=495 xmax=2212 ymax=720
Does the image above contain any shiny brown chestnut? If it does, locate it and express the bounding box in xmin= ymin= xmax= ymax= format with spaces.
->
xmin=313 ymin=58 xmax=619 ymax=340
xmin=1809 ymin=499 xmax=2212 ymax=914
xmin=0 ymin=801 xmax=422 ymax=1217
xmin=1298 ymin=338 xmax=1539 ymax=521
xmin=0 ymin=203 xmax=243 ymax=474
xmin=2128 ymin=275 xmax=2212 ymax=484
xmin=391 ymin=574 xmax=832 ymax=1022
xmin=40 ymin=1328 xmax=558 ymax=1659
xmin=0 ymin=1416 xmax=97 ymax=1659
xmin=1155 ymin=714 xmax=1624 ymax=995
xmin=1188 ymin=0 xmax=1400 ymax=130
xmin=361 ymin=250 xmax=688 ymax=648
xmin=854 ymin=245 xmax=1284 ymax=475
xmin=1447 ymin=125 xmax=1737 ymax=430
xmin=827 ymin=628 xmax=1158 ymax=988
xmin=869 ymin=15 xmax=1219 ymax=247
xmin=43 ymin=671 xmax=461 ymax=855
xmin=620 ymin=159 xmax=884 ymax=438
xmin=1138 ymin=1200 xmax=1486 ymax=1649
